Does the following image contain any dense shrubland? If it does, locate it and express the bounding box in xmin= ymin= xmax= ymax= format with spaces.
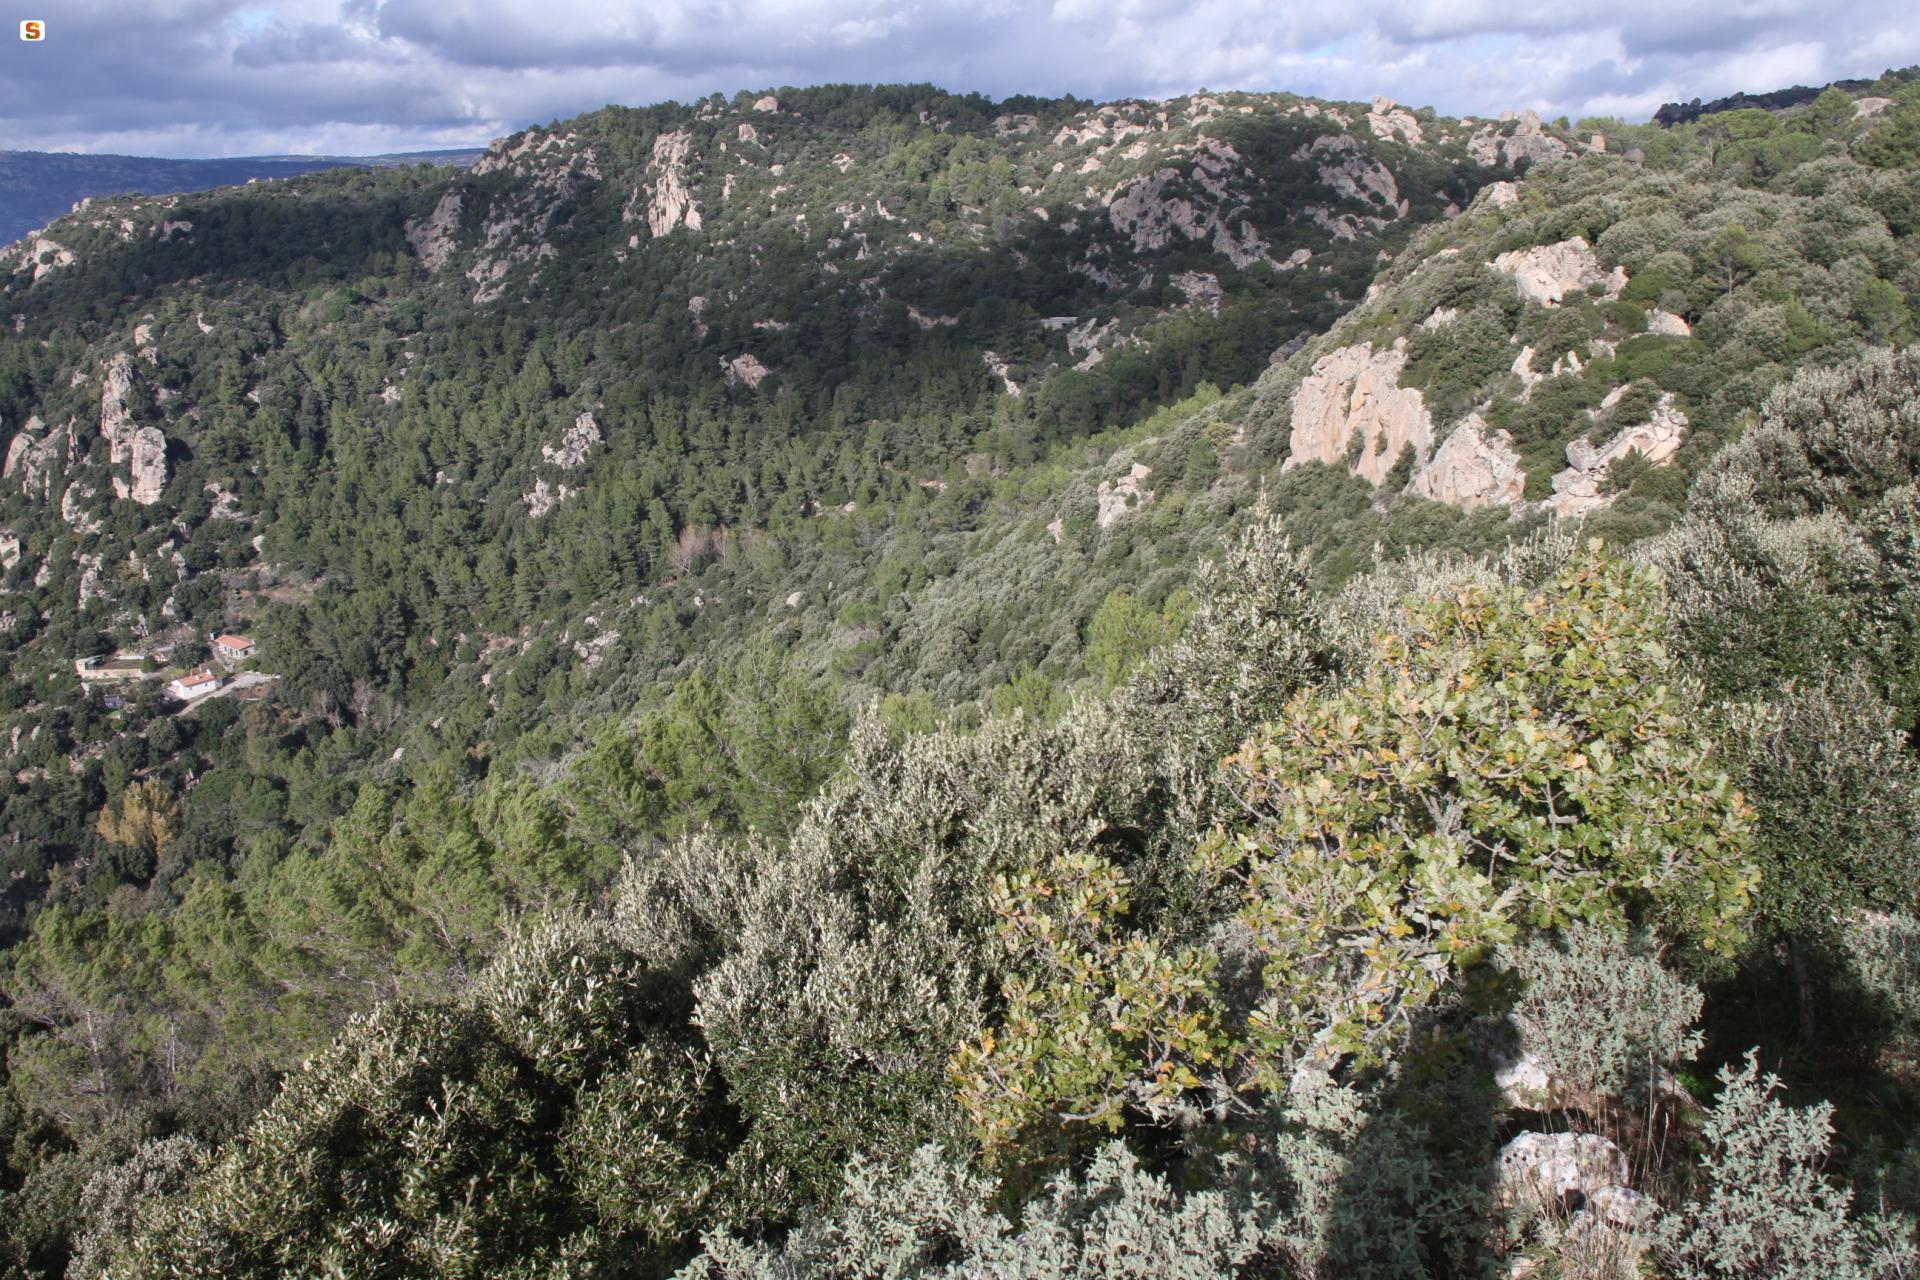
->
xmin=3 ymin=74 xmax=1920 ymax=1277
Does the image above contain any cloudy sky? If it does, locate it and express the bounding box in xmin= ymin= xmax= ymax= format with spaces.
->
xmin=4 ymin=0 xmax=1916 ymax=157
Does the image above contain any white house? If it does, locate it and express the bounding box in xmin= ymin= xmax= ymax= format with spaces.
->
xmin=167 ymin=669 xmax=223 ymax=700
xmin=212 ymin=633 xmax=256 ymax=661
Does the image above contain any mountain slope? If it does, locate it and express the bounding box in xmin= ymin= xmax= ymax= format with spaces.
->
xmin=2 ymin=71 xmax=1920 ymax=1278
xmin=0 ymin=149 xmax=486 ymax=248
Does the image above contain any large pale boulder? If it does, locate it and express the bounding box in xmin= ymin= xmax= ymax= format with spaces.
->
xmin=541 ymin=410 xmax=601 ymax=469
xmin=1283 ymin=340 xmax=1434 ymax=485
xmin=722 ymin=353 xmax=772 ymax=389
xmin=1412 ymin=414 xmax=1525 ymax=510
xmin=405 ymin=192 xmax=463 ymax=269
xmin=1548 ymin=393 xmax=1688 ymax=516
xmin=1365 ymin=96 xmax=1424 ymax=145
xmin=126 ymin=426 xmax=168 ymax=505
xmin=4 ymin=416 xmax=68 ymax=499
xmin=1647 ymin=309 xmax=1691 ymax=337
xmin=1096 ymin=463 xmax=1153 ymax=529
xmin=636 ymin=130 xmax=702 ymax=238
xmin=1494 ymin=237 xmax=1627 ymax=307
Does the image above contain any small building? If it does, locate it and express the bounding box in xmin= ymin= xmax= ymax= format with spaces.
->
xmin=212 ymin=633 xmax=256 ymax=661
xmin=75 ymin=654 xmax=153 ymax=682
xmin=168 ymin=669 xmax=223 ymax=701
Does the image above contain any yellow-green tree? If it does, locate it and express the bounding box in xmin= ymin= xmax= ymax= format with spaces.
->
xmin=956 ymin=546 xmax=1759 ymax=1150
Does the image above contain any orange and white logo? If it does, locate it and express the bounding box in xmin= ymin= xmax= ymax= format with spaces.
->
xmin=20 ymin=19 xmax=45 ymax=40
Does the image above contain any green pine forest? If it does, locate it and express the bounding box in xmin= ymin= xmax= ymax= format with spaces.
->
xmin=2 ymin=71 xmax=1920 ymax=1276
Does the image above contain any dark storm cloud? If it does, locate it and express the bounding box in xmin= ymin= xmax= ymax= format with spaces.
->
xmin=1 ymin=0 xmax=1913 ymax=157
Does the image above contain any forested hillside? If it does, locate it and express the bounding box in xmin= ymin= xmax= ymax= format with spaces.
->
xmin=0 ymin=149 xmax=486 ymax=249
xmin=2 ymin=70 xmax=1920 ymax=1277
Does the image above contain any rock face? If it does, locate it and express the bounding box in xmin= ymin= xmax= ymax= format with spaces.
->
xmin=1299 ymin=134 xmax=1403 ymax=211
xmin=1284 ymin=340 xmax=1433 ymax=486
xmin=1412 ymin=414 xmax=1525 ymax=510
xmin=639 ymin=130 xmax=702 ymax=238
xmin=721 ymin=353 xmax=771 ymax=389
xmin=13 ymin=236 xmax=75 ymax=282
xmin=1549 ymin=393 xmax=1688 ymax=516
xmin=1096 ymin=463 xmax=1153 ymax=528
xmin=95 ymin=352 xmax=169 ymax=505
xmin=3 ymin=415 xmax=68 ymax=499
xmin=126 ymin=427 xmax=168 ymax=504
xmin=1105 ymin=141 xmax=1274 ymax=268
xmin=405 ymin=192 xmax=463 ymax=269
xmin=541 ymin=411 xmax=601 ymax=470
xmin=1365 ymin=96 xmax=1424 ymax=145
xmin=1494 ymin=237 xmax=1627 ymax=307
xmin=1647 ymin=309 xmax=1692 ymax=337
xmin=1469 ymin=109 xmax=1573 ymax=169
xmin=1173 ymin=271 xmax=1223 ymax=313
xmin=981 ymin=351 xmax=1022 ymax=397
xmin=523 ymin=477 xmax=574 ymax=518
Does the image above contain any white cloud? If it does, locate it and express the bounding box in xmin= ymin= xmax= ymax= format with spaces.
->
xmin=0 ymin=0 xmax=1910 ymax=156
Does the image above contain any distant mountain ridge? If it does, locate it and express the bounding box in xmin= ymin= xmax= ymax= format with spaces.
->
xmin=0 ymin=147 xmax=485 ymax=246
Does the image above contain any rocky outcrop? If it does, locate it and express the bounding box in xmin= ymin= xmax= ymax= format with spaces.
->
xmin=14 ymin=236 xmax=75 ymax=282
xmin=636 ymin=130 xmax=702 ymax=238
xmin=752 ymin=95 xmax=780 ymax=113
xmin=523 ymin=477 xmax=574 ymax=518
xmin=125 ymin=427 xmax=168 ymax=505
xmin=541 ymin=410 xmax=600 ymax=469
xmin=1548 ymin=394 xmax=1688 ymax=516
xmin=721 ymin=353 xmax=771 ymax=389
xmin=90 ymin=353 xmax=169 ymax=505
xmin=1493 ymin=237 xmax=1627 ymax=307
xmin=1412 ymin=414 xmax=1525 ymax=510
xmin=3 ymin=416 xmax=69 ymax=499
xmin=1647 ymin=309 xmax=1692 ymax=337
xmin=1365 ymin=96 xmax=1424 ymax=146
xmin=1096 ymin=463 xmax=1153 ymax=528
xmin=1173 ymin=271 xmax=1223 ymax=313
xmin=1468 ymin=109 xmax=1573 ymax=169
xmin=1298 ymin=134 xmax=1404 ymax=215
xmin=1283 ymin=340 xmax=1434 ymax=486
xmin=1497 ymin=1131 xmax=1645 ymax=1240
xmin=405 ymin=192 xmax=463 ymax=270
xmin=1105 ymin=141 xmax=1274 ymax=268
xmin=982 ymin=351 xmax=1022 ymax=397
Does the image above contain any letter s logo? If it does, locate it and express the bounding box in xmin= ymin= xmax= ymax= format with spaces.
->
xmin=20 ymin=20 xmax=45 ymax=40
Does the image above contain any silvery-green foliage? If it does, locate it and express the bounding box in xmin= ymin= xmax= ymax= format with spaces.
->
xmin=65 ymin=1135 xmax=204 ymax=1280
xmin=1720 ymin=676 xmax=1920 ymax=941
xmin=610 ymin=828 xmax=767 ymax=972
xmin=1118 ymin=502 xmax=1333 ymax=759
xmin=1657 ymin=1051 xmax=1918 ymax=1279
xmin=685 ymin=508 xmax=1339 ymax=1217
xmin=1838 ymin=912 xmax=1920 ymax=1063
xmin=1504 ymin=925 xmax=1705 ymax=1100
xmin=1244 ymin=1081 xmax=1440 ymax=1280
xmin=680 ymin=1142 xmax=1259 ymax=1280
xmin=561 ymin=1044 xmax=722 ymax=1238
xmin=690 ymin=704 xmax=1176 ymax=1218
xmin=476 ymin=913 xmax=678 ymax=1084
xmin=1729 ymin=347 xmax=1920 ymax=514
